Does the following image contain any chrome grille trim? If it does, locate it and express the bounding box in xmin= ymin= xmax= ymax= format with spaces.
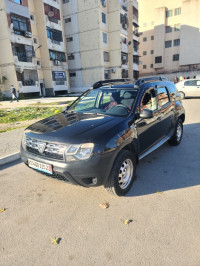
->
xmin=26 ymin=136 xmax=66 ymax=160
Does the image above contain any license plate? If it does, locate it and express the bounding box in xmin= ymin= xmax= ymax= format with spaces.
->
xmin=28 ymin=159 xmax=53 ymax=175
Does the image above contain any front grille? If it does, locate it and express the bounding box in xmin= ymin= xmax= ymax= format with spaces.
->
xmin=26 ymin=136 xmax=66 ymax=161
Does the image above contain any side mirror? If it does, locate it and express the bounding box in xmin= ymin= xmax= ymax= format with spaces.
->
xmin=140 ymin=109 xmax=154 ymax=119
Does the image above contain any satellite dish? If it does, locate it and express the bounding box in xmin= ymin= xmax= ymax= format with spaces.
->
xmin=48 ymin=11 xmax=54 ymax=17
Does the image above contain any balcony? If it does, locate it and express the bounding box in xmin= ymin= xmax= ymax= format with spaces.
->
xmin=14 ymin=56 xmax=37 ymax=70
xmin=18 ymin=81 xmax=40 ymax=93
xmin=43 ymin=0 xmax=59 ymax=9
xmin=53 ymin=81 xmax=68 ymax=91
xmin=133 ymin=63 xmax=139 ymax=71
xmin=10 ymin=32 xmax=33 ymax=46
xmin=121 ymin=42 xmax=128 ymax=53
xmin=45 ymin=15 xmax=62 ymax=31
xmin=48 ymin=39 xmax=64 ymax=52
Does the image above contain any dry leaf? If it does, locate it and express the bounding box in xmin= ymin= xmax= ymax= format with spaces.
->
xmin=124 ymin=220 xmax=131 ymax=225
xmin=51 ymin=237 xmax=59 ymax=245
xmin=0 ymin=208 xmax=6 ymax=213
xmin=156 ymin=190 xmax=163 ymax=194
xmin=99 ymin=202 xmax=109 ymax=209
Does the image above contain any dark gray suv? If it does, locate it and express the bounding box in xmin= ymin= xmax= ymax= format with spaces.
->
xmin=20 ymin=77 xmax=185 ymax=196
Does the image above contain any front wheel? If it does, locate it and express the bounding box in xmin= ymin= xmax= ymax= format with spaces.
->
xmin=104 ymin=150 xmax=136 ymax=196
xmin=168 ymin=119 xmax=183 ymax=145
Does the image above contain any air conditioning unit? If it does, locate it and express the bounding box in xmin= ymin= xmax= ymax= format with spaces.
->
xmin=111 ymin=68 xmax=116 ymax=73
xmin=25 ymin=31 xmax=32 ymax=38
xmin=54 ymin=60 xmax=61 ymax=65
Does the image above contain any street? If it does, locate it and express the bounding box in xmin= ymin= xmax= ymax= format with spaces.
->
xmin=0 ymin=99 xmax=200 ymax=266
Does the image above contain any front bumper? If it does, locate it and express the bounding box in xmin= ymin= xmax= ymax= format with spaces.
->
xmin=20 ymin=146 xmax=116 ymax=187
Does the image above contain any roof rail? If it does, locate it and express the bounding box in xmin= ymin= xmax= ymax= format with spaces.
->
xmin=92 ymin=79 xmax=130 ymax=89
xmin=135 ymin=76 xmax=168 ymax=86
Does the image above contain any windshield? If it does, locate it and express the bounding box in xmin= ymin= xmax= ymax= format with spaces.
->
xmin=68 ymin=87 xmax=138 ymax=117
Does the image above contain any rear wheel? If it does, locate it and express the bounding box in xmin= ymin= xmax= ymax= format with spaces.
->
xmin=104 ymin=150 xmax=136 ymax=196
xmin=180 ymin=91 xmax=185 ymax=99
xmin=168 ymin=119 xmax=183 ymax=145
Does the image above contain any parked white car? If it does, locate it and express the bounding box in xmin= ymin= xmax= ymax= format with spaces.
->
xmin=176 ymin=79 xmax=200 ymax=99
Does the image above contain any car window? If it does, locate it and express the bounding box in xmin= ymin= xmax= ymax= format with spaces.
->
xmin=140 ymin=88 xmax=158 ymax=111
xmin=184 ymin=80 xmax=196 ymax=86
xmin=157 ymin=87 xmax=170 ymax=107
xmin=68 ymin=88 xmax=138 ymax=117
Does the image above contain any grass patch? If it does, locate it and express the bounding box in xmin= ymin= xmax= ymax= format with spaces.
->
xmin=30 ymin=101 xmax=73 ymax=106
xmin=0 ymin=106 xmax=64 ymax=124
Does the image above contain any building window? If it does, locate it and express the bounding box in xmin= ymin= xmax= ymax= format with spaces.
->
xmin=143 ymin=37 xmax=147 ymax=42
xmin=150 ymin=64 xmax=153 ymax=68
xmin=151 ymin=50 xmax=154 ymax=54
xmin=11 ymin=15 xmax=29 ymax=35
xmin=143 ymin=51 xmax=147 ymax=56
xmin=63 ymin=0 xmax=70 ymax=3
xmin=174 ymin=7 xmax=181 ymax=16
xmin=121 ymin=52 xmax=128 ymax=64
xmin=133 ymin=56 xmax=139 ymax=64
xmin=166 ymin=10 xmax=173 ymax=18
xmin=104 ymin=70 xmax=110 ymax=79
xmin=174 ymin=39 xmax=180 ymax=46
xmin=66 ymin=37 xmax=73 ymax=42
xmin=68 ymin=54 xmax=75 ymax=60
xmin=103 ymin=51 xmax=109 ymax=62
xmin=37 ymin=60 xmax=41 ymax=66
xmin=49 ymin=50 xmax=66 ymax=62
xmin=33 ymin=38 xmax=37 ymax=44
xmin=69 ymin=73 xmax=76 ymax=77
xmin=65 ymin=17 xmax=71 ymax=23
xmin=151 ymin=35 xmax=154 ymax=40
xmin=173 ymin=54 xmax=179 ymax=61
xmin=143 ymin=65 xmax=147 ymax=69
xmin=165 ymin=40 xmax=172 ymax=48
xmin=165 ymin=26 xmax=172 ymax=33
xmin=30 ymin=15 xmax=35 ymax=21
xmin=12 ymin=0 xmax=22 ymax=4
xmin=46 ymin=27 xmax=63 ymax=44
xmin=102 ymin=12 xmax=106 ymax=24
xmin=44 ymin=3 xmax=60 ymax=22
xmin=174 ymin=24 xmax=180 ymax=31
xmin=103 ymin=32 xmax=107 ymax=44
xmin=155 ymin=56 xmax=162 ymax=64
xmin=101 ymin=0 xmax=106 ymax=7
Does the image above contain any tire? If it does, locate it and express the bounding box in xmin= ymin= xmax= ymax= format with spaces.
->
xmin=104 ymin=150 xmax=136 ymax=196
xmin=168 ymin=119 xmax=183 ymax=146
xmin=180 ymin=91 xmax=185 ymax=100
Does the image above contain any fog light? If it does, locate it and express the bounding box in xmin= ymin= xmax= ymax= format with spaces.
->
xmin=92 ymin=177 xmax=97 ymax=185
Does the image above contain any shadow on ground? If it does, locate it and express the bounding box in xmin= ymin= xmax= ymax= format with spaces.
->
xmin=127 ymin=122 xmax=200 ymax=197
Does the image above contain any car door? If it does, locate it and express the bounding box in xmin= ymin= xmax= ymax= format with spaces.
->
xmin=189 ymin=80 xmax=200 ymax=97
xmin=182 ymin=80 xmax=196 ymax=97
xmin=135 ymin=87 xmax=162 ymax=153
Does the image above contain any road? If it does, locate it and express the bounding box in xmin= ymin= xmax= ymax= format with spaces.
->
xmin=0 ymin=99 xmax=200 ymax=266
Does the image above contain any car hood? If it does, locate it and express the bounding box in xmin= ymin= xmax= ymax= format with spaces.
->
xmin=25 ymin=111 xmax=125 ymax=144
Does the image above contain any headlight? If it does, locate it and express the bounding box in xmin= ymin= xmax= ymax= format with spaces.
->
xmin=21 ymin=134 xmax=27 ymax=151
xmin=65 ymin=143 xmax=94 ymax=161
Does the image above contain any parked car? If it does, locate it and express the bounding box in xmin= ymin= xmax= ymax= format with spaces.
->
xmin=20 ymin=77 xmax=185 ymax=196
xmin=176 ymin=79 xmax=200 ymax=99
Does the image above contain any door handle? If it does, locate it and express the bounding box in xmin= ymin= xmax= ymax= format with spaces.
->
xmin=157 ymin=116 xmax=162 ymax=121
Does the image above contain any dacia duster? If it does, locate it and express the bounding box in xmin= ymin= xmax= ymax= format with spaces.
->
xmin=20 ymin=77 xmax=185 ymax=196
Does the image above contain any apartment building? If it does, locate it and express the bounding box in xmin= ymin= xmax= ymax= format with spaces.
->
xmin=0 ymin=0 xmax=69 ymax=97
xmin=62 ymin=0 xmax=139 ymax=92
xmin=139 ymin=0 xmax=200 ymax=80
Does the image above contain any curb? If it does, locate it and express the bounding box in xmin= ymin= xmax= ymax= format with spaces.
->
xmin=0 ymin=153 xmax=21 ymax=166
